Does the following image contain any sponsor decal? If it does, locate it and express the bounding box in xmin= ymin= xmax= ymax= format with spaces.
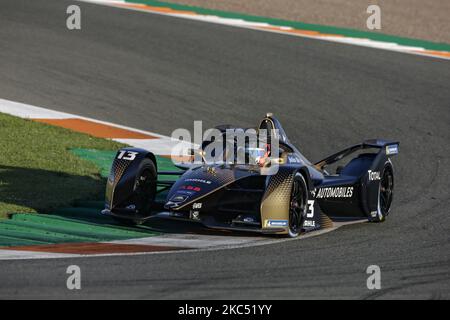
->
xmin=303 ymin=200 xmax=316 ymax=227
xmin=303 ymin=220 xmax=316 ymax=227
xmin=171 ymin=211 xmax=185 ymax=217
xmin=307 ymin=200 xmax=315 ymax=218
xmin=192 ymin=202 xmax=202 ymax=209
xmin=181 ymin=185 xmax=201 ymax=192
xmin=170 ymin=194 xmax=188 ymax=203
xmin=190 ymin=210 xmax=200 ymax=220
xmin=117 ymin=150 xmax=138 ymax=161
xmin=177 ymin=190 xmax=196 ymax=195
xmin=386 ymin=144 xmax=398 ymax=155
xmin=370 ymin=210 xmax=378 ymax=218
xmin=316 ymin=187 xmax=353 ymax=199
xmin=368 ymin=170 xmax=381 ymax=181
xmin=287 ymin=155 xmax=301 ymax=164
xmin=184 ymin=178 xmax=212 ymax=185
xmin=266 ymin=220 xmax=288 ymax=227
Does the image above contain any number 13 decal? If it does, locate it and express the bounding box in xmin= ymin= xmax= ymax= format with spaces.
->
xmin=307 ymin=200 xmax=315 ymax=218
xmin=117 ymin=151 xmax=138 ymax=161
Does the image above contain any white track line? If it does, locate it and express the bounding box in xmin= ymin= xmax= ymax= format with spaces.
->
xmin=108 ymin=234 xmax=274 ymax=248
xmin=78 ymin=0 xmax=450 ymax=61
xmin=0 ymin=99 xmax=75 ymax=119
xmin=0 ymin=98 xmax=193 ymax=156
xmin=0 ymin=222 xmax=366 ymax=261
xmin=0 ymin=250 xmax=76 ymax=260
xmin=0 ymin=226 xmax=341 ymax=260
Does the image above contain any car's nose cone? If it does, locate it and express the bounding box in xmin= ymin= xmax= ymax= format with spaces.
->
xmin=164 ymin=165 xmax=256 ymax=209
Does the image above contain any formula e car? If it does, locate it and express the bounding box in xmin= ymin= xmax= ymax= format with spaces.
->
xmin=102 ymin=114 xmax=398 ymax=237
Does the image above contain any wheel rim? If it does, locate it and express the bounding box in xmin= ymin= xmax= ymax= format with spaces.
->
xmin=134 ymin=166 xmax=156 ymax=213
xmin=289 ymin=176 xmax=306 ymax=234
xmin=379 ymin=167 xmax=394 ymax=216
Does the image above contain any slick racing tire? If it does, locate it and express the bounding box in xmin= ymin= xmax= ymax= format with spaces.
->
xmin=287 ymin=172 xmax=308 ymax=238
xmin=373 ymin=161 xmax=394 ymax=222
xmin=113 ymin=158 xmax=157 ymax=226
xmin=133 ymin=158 xmax=157 ymax=215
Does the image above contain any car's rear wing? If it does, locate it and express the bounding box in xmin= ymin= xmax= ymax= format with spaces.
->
xmin=314 ymin=139 xmax=399 ymax=170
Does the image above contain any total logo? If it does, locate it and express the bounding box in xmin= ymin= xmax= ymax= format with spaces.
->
xmin=316 ymin=187 xmax=353 ymax=199
xmin=368 ymin=170 xmax=381 ymax=181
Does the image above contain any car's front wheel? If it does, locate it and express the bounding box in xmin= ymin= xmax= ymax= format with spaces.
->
xmin=133 ymin=158 xmax=157 ymax=215
xmin=112 ymin=158 xmax=157 ymax=226
xmin=288 ymin=172 xmax=308 ymax=238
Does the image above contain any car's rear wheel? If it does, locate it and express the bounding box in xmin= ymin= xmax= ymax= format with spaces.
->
xmin=374 ymin=162 xmax=394 ymax=222
xmin=288 ymin=173 xmax=308 ymax=238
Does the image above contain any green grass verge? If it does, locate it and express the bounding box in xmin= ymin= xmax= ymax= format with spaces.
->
xmin=0 ymin=115 xmax=183 ymax=246
xmin=0 ymin=113 xmax=125 ymax=218
xmin=0 ymin=209 xmax=161 ymax=246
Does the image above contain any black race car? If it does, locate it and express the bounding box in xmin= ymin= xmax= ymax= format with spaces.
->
xmin=102 ymin=114 xmax=398 ymax=237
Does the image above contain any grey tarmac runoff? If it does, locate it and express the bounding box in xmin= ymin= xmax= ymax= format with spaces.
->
xmin=0 ymin=0 xmax=449 ymax=299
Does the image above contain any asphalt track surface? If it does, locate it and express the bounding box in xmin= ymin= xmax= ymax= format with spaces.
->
xmin=1 ymin=0 xmax=450 ymax=299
